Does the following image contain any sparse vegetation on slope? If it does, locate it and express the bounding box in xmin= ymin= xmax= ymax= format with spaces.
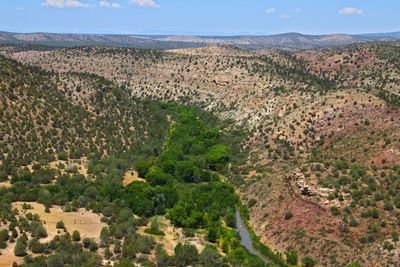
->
xmin=0 ymin=55 xmax=168 ymax=180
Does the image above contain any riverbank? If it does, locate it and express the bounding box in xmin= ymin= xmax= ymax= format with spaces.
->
xmin=235 ymin=209 xmax=271 ymax=264
xmin=237 ymin=205 xmax=289 ymax=267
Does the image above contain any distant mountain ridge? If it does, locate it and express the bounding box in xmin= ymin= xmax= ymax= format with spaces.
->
xmin=1 ymin=30 xmax=400 ymax=50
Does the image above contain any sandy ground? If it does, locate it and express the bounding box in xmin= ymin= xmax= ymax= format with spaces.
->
xmin=137 ymin=216 xmax=206 ymax=256
xmin=0 ymin=202 xmax=105 ymax=266
xmin=123 ymin=170 xmax=146 ymax=186
xmin=0 ymin=181 xmax=11 ymax=188
xmin=25 ymin=157 xmax=89 ymax=177
xmin=0 ymin=242 xmax=23 ymax=267
xmin=48 ymin=157 xmax=89 ymax=177
xmin=12 ymin=202 xmax=105 ymax=242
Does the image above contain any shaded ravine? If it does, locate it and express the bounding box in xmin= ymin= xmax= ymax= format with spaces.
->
xmin=235 ymin=210 xmax=270 ymax=264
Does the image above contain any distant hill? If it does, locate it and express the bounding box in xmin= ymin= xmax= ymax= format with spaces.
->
xmin=358 ymin=31 xmax=400 ymax=38
xmin=1 ymin=31 xmax=400 ymax=50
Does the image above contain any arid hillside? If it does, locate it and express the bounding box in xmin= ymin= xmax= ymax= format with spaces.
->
xmin=1 ymin=43 xmax=400 ymax=266
xmin=298 ymin=42 xmax=400 ymax=96
xmin=1 ymin=45 xmax=335 ymax=158
xmin=0 ymin=54 xmax=169 ymax=178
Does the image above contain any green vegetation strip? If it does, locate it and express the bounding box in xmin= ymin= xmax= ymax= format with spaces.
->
xmin=239 ymin=205 xmax=289 ymax=267
xmin=135 ymin=103 xmax=269 ymax=266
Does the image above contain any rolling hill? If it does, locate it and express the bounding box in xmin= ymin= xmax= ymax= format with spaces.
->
xmin=1 ymin=30 xmax=400 ymax=50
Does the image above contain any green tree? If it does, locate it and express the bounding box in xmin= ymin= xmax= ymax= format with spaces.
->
xmin=114 ymin=239 xmax=122 ymax=254
xmin=136 ymin=160 xmax=153 ymax=178
xmin=105 ymin=246 xmax=112 ymax=259
xmin=145 ymin=167 xmax=172 ymax=186
xmin=82 ymin=238 xmax=92 ymax=248
xmin=114 ymin=259 xmax=135 ymax=267
xmin=286 ymin=250 xmax=298 ymax=265
xmin=72 ymin=230 xmax=81 ymax=241
xmin=174 ymin=243 xmax=199 ymax=267
xmin=32 ymin=224 xmax=48 ymax=238
xmin=0 ymin=229 xmax=9 ymax=249
xmin=89 ymin=240 xmax=99 ymax=252
xmin=100 ymin=227 xmax=110 ymax=247
xmin=206 ymin=144 xmax=229 ymax=171
xmin=156 ymin=246 xmax=172 ymax=266
xmin=56 ymin=221 xmax=65 ymax=229
xmin=29 ymin=238 xmax=45 ymax=254
xmin=45 ymin=254 xmax=64 ymax=267
xmin=302 ymin=256 xmax=317 ymax=267
xmin=122 ymin=235 xmax=138 ymax=259
xmin=207 ymin=227 xmax=219 ymax=243
xmin=285 ymin=211 xmax=293 ymax=220
xmin=14 ymin=237 xmax=27 ymax=257
xmin=199 ymin=245 xmax=222 ymax=267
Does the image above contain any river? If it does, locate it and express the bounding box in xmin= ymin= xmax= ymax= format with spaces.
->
xmin=235 ymin=210 xmax=270 ymax=264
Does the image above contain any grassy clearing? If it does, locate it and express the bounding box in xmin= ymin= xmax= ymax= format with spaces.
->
xmin=123 ymin=170 xmax=146 ymax=186
xmin=137 ymin=216 xmax=206 ymax=256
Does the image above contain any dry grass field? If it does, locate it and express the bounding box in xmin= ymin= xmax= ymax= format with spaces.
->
xmin=0 ymin=203 xmax=105 ymax=267
xmin=0 ymin=242 xmax=24 ymax=267
xmin=13 ymin=202 xmax=105 ymax=242
xmin=0 ymin=181 xmax=11 ymax=188
xmin=137 ymin=216 xmax=206 ymax=256
xmin=123 ymin=170 xmax=146 ymax=186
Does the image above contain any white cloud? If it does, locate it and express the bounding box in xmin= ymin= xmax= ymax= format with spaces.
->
xmin=339 ymin=7 xmax=363 ymax=16
xmin=99 ymin=0 xmax=121 ymax=8
xmin=42 ymin=0 xmax=91 ymax=8
xmin=280 ymin=14 xmax=291 ymax=19
xmin=129 ymin=0 xmax=159 ymax=8
xmin=16 ymin=6 xmax=24 ymax=11
xmin=265 ymin=7 xmax=276 ymax=14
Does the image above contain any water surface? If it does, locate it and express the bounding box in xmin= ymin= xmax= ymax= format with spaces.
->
xmin=235 ymin=210 xmax=270 ymax=264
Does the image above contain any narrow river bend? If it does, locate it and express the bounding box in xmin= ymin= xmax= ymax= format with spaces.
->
xmin=235 ymin=210 xmax=270 ymax=265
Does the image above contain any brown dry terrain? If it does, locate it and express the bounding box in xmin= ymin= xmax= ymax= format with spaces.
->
xmin=137 ymin=216 xmax=207 ymax=257
xmin=298 ymin=42 xmax=400 ymax=94
xmin=0 ymin=181 xmax=11 ymax=188
xmin=12 ymin=202 xmax=105 ymax=242
xmin=0 ymin=202 xmax=105 ymax=267
xmin=0 ymin=243 xmax=24 ymax=267
xmin=1 ymin=42 xmax=400 ymax=266
xmin=123 ymin=170 xmax=146 ymax=186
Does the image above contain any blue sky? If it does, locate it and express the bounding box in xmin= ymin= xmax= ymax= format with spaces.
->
xmin=1 ymin=0 xmax=399 ymax=35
